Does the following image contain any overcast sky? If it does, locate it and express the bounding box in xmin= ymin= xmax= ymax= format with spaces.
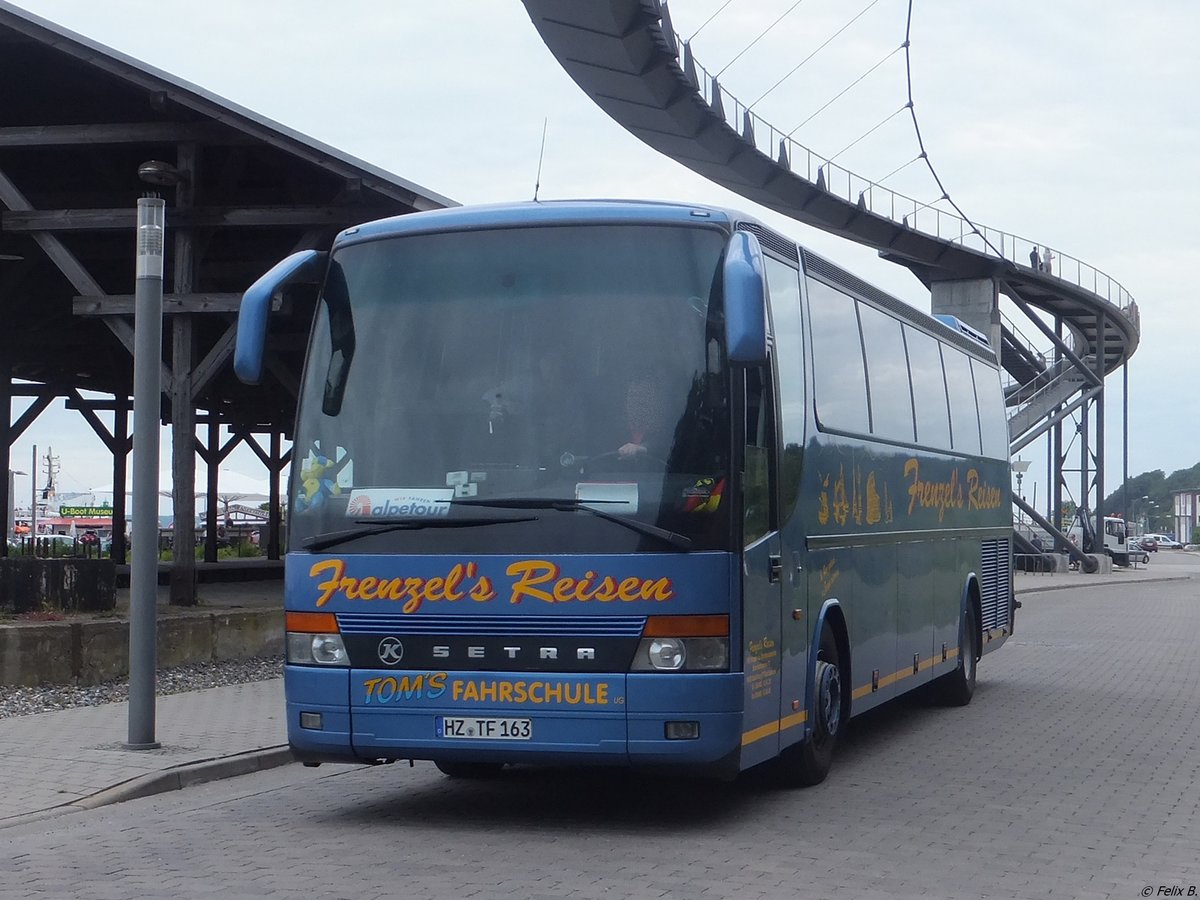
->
xmin=5 ymin=0 xmax=1197 ymax=516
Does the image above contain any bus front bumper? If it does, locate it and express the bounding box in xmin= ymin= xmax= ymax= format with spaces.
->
xmin=285 ymin=666 xmax=744 ymax=773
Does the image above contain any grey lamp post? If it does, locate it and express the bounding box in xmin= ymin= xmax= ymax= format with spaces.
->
xmin=1012 ymin=457 xmax=1031 ymax=530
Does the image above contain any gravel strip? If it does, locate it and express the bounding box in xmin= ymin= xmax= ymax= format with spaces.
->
xmin=0 ymin=656 xmax=283 ymax=719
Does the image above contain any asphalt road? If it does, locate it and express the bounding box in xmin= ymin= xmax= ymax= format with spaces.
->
xmin=4 ymin=560 xmax=1199 ymax=900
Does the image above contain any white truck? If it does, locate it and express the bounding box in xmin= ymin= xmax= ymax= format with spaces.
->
xmin=1068 ymin=513 xmax=1130 ymax=567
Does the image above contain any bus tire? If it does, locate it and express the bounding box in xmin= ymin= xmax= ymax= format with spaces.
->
xmin=433 ymin=760 xmax=505 ymax=778
xmin=937 ymin=603 xmax=978 ymax=706
xmin=775 ymin=625 xmax=843 ymax=787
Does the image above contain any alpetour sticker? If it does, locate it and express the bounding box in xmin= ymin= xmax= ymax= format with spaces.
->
xmin=344 ymin=488 xmax=452 ymax=519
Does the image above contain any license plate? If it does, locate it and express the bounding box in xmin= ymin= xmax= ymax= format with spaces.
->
xmin=436 ymin=716 xmax=532 ymax=740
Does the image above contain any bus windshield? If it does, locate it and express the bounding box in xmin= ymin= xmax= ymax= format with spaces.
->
xmin=290 ymin=223 xmax=733 ymax=554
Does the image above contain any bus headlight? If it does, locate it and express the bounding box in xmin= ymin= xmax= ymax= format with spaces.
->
xmin=631 ymin=636 xmax=729 ymax=672
xmin=285 ymin=611 xmax=349 ymax=667
xmin=648 ymin=638 xmax=685 ymax=670
xmin=683 ymin=637 xmax=729 ymax=670
xmin=631 ymin=615 xmax=730 ymax=672
xmin=287 ymin=632 xmax=350 ymax=667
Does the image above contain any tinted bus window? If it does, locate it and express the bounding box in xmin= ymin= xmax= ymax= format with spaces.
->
xmin=972 ymin=358 xmax=1009 ymax=459
xmin=807 ymin=278 xmax=869 ymax=434
xmin=904 ymin=325 xmax=951 ymax=450
xmin=765 ymin=256 xmax=804 ymax=517
xmin=858 ymin=303 xmax=915 ymax=443
xmin=943 ymin=347 xmax=981 ymax=455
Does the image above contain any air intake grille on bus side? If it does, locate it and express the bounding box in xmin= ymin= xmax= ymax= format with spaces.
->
xmin=979 ymin=539 xmax=1011 ymax=631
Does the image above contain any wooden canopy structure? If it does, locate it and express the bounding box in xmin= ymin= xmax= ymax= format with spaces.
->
xmin=0 ymin=1 xmax=456 ymax=601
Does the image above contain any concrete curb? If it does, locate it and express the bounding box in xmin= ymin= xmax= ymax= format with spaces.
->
xmin=1016 ymin=574 xmax=1191 ymax=595
xmin=0 ymin=746 xmax=294 ymax=830
xmin=74 ymin=745 xmax=295 ymax=809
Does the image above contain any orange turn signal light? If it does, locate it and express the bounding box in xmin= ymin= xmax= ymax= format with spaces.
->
xmin=286 ymin=611 xmax=340 ymax=634
xmin=643 ymin=614 xmax=729 ymax=638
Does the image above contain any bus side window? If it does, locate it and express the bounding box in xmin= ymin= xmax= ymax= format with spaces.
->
xmin=743 ymin=365 xmax=776 ymax=545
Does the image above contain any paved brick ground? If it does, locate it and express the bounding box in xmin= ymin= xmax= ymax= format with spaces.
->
xmin=1 ymin=559 xmax=1198 ymax=898
xmin=0 ymin=679 xmax=285 ymax=821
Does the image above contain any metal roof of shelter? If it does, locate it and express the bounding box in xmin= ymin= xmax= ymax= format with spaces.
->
xmin=0 ymin=1 xmax=456 ymax=588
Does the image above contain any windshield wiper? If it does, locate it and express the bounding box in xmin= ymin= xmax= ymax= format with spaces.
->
xmin=450 ymin=498 xmax=693 ymax=551
xmin=301 ymin=515 xmax=537 ymax=552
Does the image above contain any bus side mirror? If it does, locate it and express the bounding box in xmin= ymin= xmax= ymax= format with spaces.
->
xmin=235 ymin=249 xmax=327 ymax=384
xmin=723 ymin=231 xmax=768 ymax=366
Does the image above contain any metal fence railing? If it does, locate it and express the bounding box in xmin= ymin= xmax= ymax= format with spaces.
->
xmin=679 ymin=38 xmax=1137 ymax=315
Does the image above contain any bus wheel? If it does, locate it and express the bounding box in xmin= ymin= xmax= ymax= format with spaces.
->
xmin=434 ymin=760 xmax=505 ymax=778
xmin=936 ymin=604 xmax=977 ymax=706
xmin=775 ymin=626 xmax=843 ymax=787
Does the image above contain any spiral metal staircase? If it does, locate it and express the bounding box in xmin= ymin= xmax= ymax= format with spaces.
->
xmin=522 ymin=0 xmax=1140 ymax=567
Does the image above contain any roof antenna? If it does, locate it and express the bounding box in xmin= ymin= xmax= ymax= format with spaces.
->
xmin=532 ymin=118 xmax=548 ymax=201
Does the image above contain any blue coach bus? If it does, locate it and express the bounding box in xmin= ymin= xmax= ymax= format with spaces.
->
xmin=235 ymin=200 xmax=1013 ymax=785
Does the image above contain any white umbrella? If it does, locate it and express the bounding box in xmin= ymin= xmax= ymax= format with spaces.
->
xmin=89 ymin=469 xmax=276 ymax=502
xmin=212 ymin=469 xmax=273 ymax=503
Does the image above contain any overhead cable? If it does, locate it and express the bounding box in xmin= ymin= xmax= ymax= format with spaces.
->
xmin=787 ymin=43 xmax=904 ymax=136
xmin=688 ymin=0 xmax=737 ymax=43
xmin=828 ymin=104 xmax=908 ymax=164
xmin=749 ymin=0 xmax=886 ymax=109
xmin=716 ymin=0 xmax=808 ymax=78
xmin=901 ymin=0 xmax=1000 ymax=256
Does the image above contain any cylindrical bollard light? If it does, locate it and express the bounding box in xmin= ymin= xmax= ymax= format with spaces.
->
xmin=127 ymin=195 xmax=165 ymax=750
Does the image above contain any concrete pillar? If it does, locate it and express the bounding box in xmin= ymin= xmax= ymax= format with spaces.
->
xmin=931 ymin=278 xmax=1001 ymax=357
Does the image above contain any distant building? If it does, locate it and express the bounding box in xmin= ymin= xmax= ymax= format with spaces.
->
xmin=1171 ymin=489 xmax=1200 ymax=544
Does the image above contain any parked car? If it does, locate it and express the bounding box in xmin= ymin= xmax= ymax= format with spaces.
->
xmin=1128 ymin=541 xmax=1151 ymax=564
xmin=1144 ymin=533 xmax=1181 ymax=549
xmin=1137 ymin=535 xmax=1158 ymax=552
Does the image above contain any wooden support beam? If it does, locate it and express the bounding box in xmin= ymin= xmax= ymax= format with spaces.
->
xmin=110 ymin=399 xmax=130 ymax=565
xmin=67 ymin=388 xmax=116 ymax=453
xmin=10 ymin=384 xmax=58 ymax=398
xmin=11 ymin=394 xmax=54 ymax=441
xmin=74 ymin=293 xmax=244 ymax=315
xmin=0 ymin=362 xmax=11 ymax=558
xmin=264 ymin=353 xmax=300 ymax=399
xmin=268 ymin=430 xmax=283 ymax=560
xmin=103 ymin=317 xmax=174 ymax=396
xmin=189 ymin=324 xmax=237 ymax=398
xmin=3 ymin=205 xmax=397 ymax=232
xmin=0 ymin=121 xmax=251 ymax=147
xmin=0 ymin=164 xmax=105 ymax=296
xmin=170 ymin=144 xmax=199 ymax=606
xmin=239 ymin=432 xmax=273 ymax=469
xmin=204 ymin=419 xmax=219 ymax=562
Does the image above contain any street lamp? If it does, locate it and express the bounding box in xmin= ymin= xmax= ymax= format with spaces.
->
xmin=1012 ymin=457 xmax=1031 ymax=530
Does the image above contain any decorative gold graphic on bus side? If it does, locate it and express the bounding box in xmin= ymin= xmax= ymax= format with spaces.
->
xmin=310 ymin=558 xmax=674 ymax=611
xmin=865 ymin=471 xmax=892 ymax=525
xmin=819 ymin=458 xmax=1001 ymax=528
xmin=817 ymin=464 xmax=893 ymax=527
xmin=819 ymin=558 xmax=840 ymax=597
xmin=904 ymin=458 xmax=1004 ymax=520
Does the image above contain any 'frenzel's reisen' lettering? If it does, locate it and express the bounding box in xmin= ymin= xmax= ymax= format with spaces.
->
xmin=309 ymin=558 xmax=674 ymax=611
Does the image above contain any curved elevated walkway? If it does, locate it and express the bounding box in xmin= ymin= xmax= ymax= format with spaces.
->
xmin=522 ymin=1 xmax=1138 ymax=408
